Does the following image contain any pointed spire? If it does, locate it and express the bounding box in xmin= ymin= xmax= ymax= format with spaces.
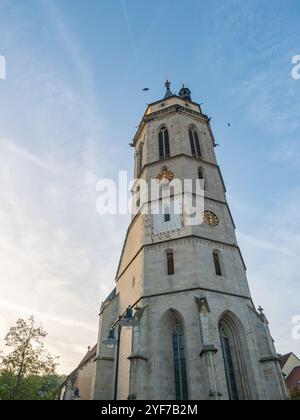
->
xmin=164 ymin=79 xmax=173 ymax=99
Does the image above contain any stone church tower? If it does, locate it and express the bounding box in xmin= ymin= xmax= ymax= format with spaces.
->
xmin=91 ymin=82 xmax=288 ymax=401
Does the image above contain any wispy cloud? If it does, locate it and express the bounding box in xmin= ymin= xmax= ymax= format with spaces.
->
xmin=237 ymin=188 xmax=300 ymax=355
xmin=0 ymin=0 xmax=299 ymax=373
xmin=0 ymin=300 xmax=95 ymax=332
xmin=0 ymin=1 xmax=125 ymax=373
xmin=1 ymin=138 xmax=61 ymax=174
xmin=121 ymin=0 xmax=137 ymax=61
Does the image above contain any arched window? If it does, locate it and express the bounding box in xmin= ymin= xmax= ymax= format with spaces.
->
xmin=198 ymin=167 xmax=205 ymax=190
xmin=213 ymin=251 xmax=222 ymax=276
xmin=136 ymin=186 xmax=141 ymax=209
xmin=219 ymin=323 xmax=239 ymax=400
xmin=173 ymin=324 xmax=189 ymax=400
xmin=137 ymin=143 xmax=143 ymax=176
xmin=218 ymin=313 xmax=252 ymax=400
xmin=189 ymin=129 xmax=202 ymax=158
xmin=159 ymin=127 xmax=170 ymax=159
xmin=167 ymin=250 xmax=175 ymax=275
xmin=198 ymin=167 xmax=204 ymax=180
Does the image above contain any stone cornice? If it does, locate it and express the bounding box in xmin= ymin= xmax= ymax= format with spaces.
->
xmin=127 ymin=353 xmax=148 ymax=362
xmin=94 ymin=356 xmax=114 ymax=362
xmin=116 ymin=234 xmax=247 ymax=283
xmin=133 ymin=98 xmax=204 ymax=146
xmin=115 ymin=191 xmax=234 ymax=280
xmin=144 ymin=104 xmax=206 ymax=124
xmin=259 ymin=356 xmax=281 ymax=364
xmin=200 ymin=346 xmax=218 ymax=357
xmin=130 ymin=286 xmax=252 ymax=309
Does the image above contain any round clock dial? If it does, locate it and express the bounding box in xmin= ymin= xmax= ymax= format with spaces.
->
xmin=204 ymin=211 xmax=219 ymax=227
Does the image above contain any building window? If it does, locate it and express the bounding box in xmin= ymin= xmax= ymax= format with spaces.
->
xmin=213 ymin=251 xmax=222 ymax=276
xmin=164 ymin=206 xmax=171 ymax=223
xmin=167 ymin=250 xmax=175 ymax=275
xmin=74 ymin=388 xmax=80 ymax=398
xmin=159 ymin=127 xmax=170 ymax=159
xmin=198 ymin=167 xmax=205 ymax=191
xmin=173 ymin=324 xmax=189 ymax=400
xmin=189 ymin=129 xmax=202 ymax=158
xmin=137 ymin=143 xmax=143 ymax=176
xmin=219 ymin=324 xmax=239 ymax=400
xmin=136 ymin=186 xmax=141 ymax=209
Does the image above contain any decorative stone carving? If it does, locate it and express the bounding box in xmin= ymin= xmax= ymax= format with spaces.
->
xmin=156 ymin=167 xmax=174 ymax=185
xmin=203 ymin=210 xmax=219 ymax=227
xmin=195 ymin=296 xmax=211 ymax=314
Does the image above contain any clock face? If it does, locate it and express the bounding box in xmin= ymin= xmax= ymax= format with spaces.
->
xmin=203 ymin=211 xmax=219 ymax=227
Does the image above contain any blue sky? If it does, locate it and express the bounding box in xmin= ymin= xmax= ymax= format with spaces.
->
xmin=0 ymin=0 xmax=299 ymax=373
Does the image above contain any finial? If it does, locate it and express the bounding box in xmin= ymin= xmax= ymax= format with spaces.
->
xmin=164 ymin=79 xmax=173 ymax=99
xmin=258 ymin=306 xmax=264 ymax=316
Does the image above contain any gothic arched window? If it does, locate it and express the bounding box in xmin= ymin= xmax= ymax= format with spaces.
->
xmin=219 ymin=324 xmax=239 ymax=400
xmin=213 ymin=251 xmax=222 ymax=276
xmin=136 ymin=186 xmax=141 ymax=209
xmin=198 ymin=167 xmax=204 ymax=180
xmin=198 ymin=167 xmax=205 ymax=191
xmin=189 ymin=129 xmax=202 ymax=158
xmin=172 ymin=324 xmax=189 ymax=400
xmin=159 ymin=128 xmax=170 ymax=160
xmin=167 ymin=250 xmax=175 ymax=275
xmin=137 ymin=142 xmax=143 ymax=176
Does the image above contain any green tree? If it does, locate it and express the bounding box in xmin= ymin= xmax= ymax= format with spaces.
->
xmin=0 ymin=316 xmax=59 ymax=400
xmin=291 ymin=388 xmax=300 ymax=400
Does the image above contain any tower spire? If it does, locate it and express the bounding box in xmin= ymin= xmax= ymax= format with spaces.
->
xmin=164 ymin=79 xmax=173 ymax=99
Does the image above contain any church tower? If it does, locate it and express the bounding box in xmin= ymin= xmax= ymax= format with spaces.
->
xmin=91 ymin=82 xmax=289 ymax=401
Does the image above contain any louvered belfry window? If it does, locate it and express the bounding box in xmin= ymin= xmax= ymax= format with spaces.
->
xmin=159 ymin=128 xmax=170 ymax=159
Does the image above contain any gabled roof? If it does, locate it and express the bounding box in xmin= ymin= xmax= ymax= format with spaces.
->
xmin=279 ymin=352 xmax=299 ymax=368
xmin=60 ymin=344 xmax=97 ymax=388
xmin=78 ymin=344 xmax=97 ymax=368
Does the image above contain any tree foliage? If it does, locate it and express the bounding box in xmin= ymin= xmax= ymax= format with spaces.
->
xmin=291 ymin=387 xmax=300 ymax=400
xmin=0 ymin=316 xmax=60 ymax=400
